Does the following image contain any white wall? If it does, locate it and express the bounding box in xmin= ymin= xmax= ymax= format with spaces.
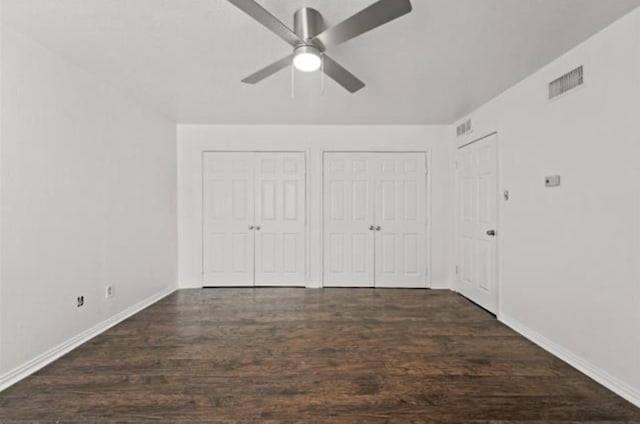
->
xmin=178 ymin=125 xmax=455 ymax=289
xmin=455 ymin=9 xmax=640 ymax=405
xmin=0 ymin=0 xmax=3 ymax=375
xmin=0 ymin=28 xmax=178 ymax=377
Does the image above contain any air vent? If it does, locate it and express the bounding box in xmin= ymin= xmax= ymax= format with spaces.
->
xmin=456 ymin=119 xmax=472 ymax=137
xmin=549 ymin=66 xmax=584 ymax=99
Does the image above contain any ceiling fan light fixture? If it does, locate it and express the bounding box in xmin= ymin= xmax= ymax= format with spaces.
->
xmin=293 ymin=45 xmax=322 ymax=72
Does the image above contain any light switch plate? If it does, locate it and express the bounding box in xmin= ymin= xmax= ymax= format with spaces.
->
xmin=545 ymin=175 xmax=561 ymax=187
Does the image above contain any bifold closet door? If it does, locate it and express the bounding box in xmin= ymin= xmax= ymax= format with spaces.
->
xmin=374 ymin=154 xmax=428 ymax=288
xmin=203 ymin=153 xmax=255 ymax=287
xmin=254 ymin=153 xmax=306 ymax=286
xmin=323 ymin=152 xmax=428 ymax=288
xmin=203 ymin=152 xmax=307 ymax=287
xmin=323 ymin=154 xmax=376 ymax=287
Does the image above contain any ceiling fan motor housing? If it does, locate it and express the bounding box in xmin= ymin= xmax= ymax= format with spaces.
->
xmin=294 ymin=7 xmax=325 ymax=45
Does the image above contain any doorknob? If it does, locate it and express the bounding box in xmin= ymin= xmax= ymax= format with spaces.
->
xmin=376 ymin=226 xmax=382 ymax=231
xmin=486 ymin=229 xmax=496 ymax=236
xmin=369 ymin=225 xmax=375 ymax=231
xmin=255 ymin=226 xmax=261 ymax=231
xmin=249 ymin=225 xmax=255 ymax=230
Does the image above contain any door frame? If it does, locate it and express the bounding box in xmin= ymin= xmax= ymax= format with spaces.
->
xmin=454 ymin=132 xmax=501 ymax=315
xmin=321 ymin=150 xmax=432 ymax=288
xmin=201 ymin=150 xmax=309 ymax=288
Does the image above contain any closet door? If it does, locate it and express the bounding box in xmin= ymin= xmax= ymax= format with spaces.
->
xmin=374 ymin=153 xmax=428 ymax=288
xmin=203 ymin=153 xmax=255 ymax=287
xmin=323 ymin=153 xmax=376 ymax=287
xmin=254 ymin=153 xmax=306 ymax=286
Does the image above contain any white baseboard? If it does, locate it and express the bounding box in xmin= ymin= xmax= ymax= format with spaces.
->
xmin=179 ymin=281 xmax=202 ymax=289
xmin=430 ymin=281 xmax=455 ymax=290
xmin=499 ymin=313 xmax=640 ymax=408
xmin=0 ymin=285 xmax=177 ymax=392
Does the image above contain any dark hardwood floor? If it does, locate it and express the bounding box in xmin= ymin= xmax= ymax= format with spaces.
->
xmin=0 ymin=289 xmax=638 ymax=423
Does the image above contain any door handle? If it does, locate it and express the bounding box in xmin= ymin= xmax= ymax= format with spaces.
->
xmin=249 ymin=226 xmax=254 ymax=230
xmin=369 ymin=225 xmax=375 ymax=231
xmin=255 ymin=226 xmax=261 ymax=231
xmin=376 ymin=226 xmax=382 ymax=231
xmin=486 ymin=229 xmax=496 ymax=237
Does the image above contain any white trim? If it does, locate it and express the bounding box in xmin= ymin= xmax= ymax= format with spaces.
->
xmin=499 ymin=313 xmax=640 ymax=408
xmin=0 ymin=285 xmax=177 ymax=393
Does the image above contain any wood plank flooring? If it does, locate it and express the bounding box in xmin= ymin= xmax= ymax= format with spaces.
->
xmin=0 ymin=289 xmax=638 ymax=423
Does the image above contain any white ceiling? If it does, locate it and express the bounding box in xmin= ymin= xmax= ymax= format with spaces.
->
xmin=4 ymin=0 xmax=640 ymax=124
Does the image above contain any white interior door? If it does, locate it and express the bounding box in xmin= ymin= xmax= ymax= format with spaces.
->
xmin=323 ymin=152 xmax=428 ymax=288
xmin=323 ymin=153 xmax=376 ymax=287
xmin=374 ymin=154 xmax=428 ymax=288
xmin=254 ymin=153 xmax=306 ymax=286
xmin=203 ymin=153 xmax=255 ymax=287
xmin=457 ymin=134 xmax=498 ymax=313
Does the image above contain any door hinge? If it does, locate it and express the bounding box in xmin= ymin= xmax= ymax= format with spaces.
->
xmin=455 ymin=265 xmax=459 ymax=275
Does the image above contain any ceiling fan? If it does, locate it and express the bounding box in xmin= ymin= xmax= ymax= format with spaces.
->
xmin=227 ymin=0 xmax=413 ymax=93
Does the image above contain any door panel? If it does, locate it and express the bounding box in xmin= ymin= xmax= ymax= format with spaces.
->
xmin=323 ymin=152 xmax=428 ymax=288
xmin=323 ymin=154 xmax=376 ymax=287
xmin=457 ymin=135 xmax=498 ymax=313
xmin=374 ymin=154 xmax=428 ymax=288
xmin=203 ymin=153 xmax=255 ymax=286
xmin=203 ymin=152 xmax=306 ymax=287
xmin=254 ymin=153 xmax=306 ymax=286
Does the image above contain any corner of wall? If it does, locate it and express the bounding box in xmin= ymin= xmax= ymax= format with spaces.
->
xmin=0 ymin=24 xmax=178 ymax=387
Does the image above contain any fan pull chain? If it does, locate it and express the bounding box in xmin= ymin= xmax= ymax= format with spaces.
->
xmin=291 ymin=64 xmax=295 ymax=99
xmin=321 ymin=54 xmax=325 ymax=95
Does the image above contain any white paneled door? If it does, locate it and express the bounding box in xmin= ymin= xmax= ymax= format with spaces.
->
xmin=203 ymin=152 xmax=306 ymax=287
xmin=323 ymin=154 xmax=377 ymax=287
xmin=374 ymin=154 xmax=428 ymax=288
xmin=323 ymin=153 xmax=429 ymax=288
xmin=203 ymin=153 xmax=255 ymax=286
xmin=254 ymin=154 xmax=306 ymax=286
xmin=457 ymin=135 xmax=498 ymax=313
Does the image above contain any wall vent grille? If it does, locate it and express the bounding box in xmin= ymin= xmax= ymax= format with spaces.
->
xmin=456 ymin=119 xmax=472 ymax=137
xmin=549 ymin=66 xmax=584 ymax=99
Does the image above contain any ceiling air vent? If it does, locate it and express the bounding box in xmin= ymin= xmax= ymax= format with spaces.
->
xmin=549 ymin=66 xmax=584 ymax=99
xmin=456 ymin=119 xmax=472 ymax=137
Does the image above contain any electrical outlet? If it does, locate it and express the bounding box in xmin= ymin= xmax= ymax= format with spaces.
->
xmin=77 ymin=296 xmax=84 ymax=308
xmin=105 ymin=284 xmax=115 ymax=299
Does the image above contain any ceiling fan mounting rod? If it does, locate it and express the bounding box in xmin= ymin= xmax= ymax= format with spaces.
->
xmin=294 ymin=7 xmax=325 ymax=42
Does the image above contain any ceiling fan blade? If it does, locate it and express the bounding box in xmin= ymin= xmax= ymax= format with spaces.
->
xmin=322 ymin=55 xmax=365 ymax=93
xmin=314 ymin=0 xmax=412 ymax=48
xmin=227 ymin=0 xmax=302 ymax=47
xmin=241 ymin=54 xmax=293 ymax=84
